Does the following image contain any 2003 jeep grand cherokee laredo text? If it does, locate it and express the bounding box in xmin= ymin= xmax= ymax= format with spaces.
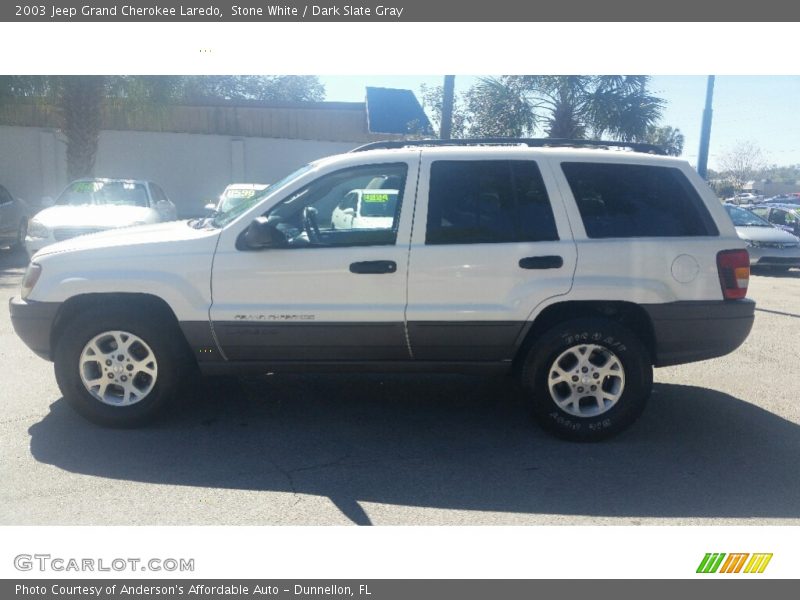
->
xmin=10 ymin=139 xmax=755 ymax=441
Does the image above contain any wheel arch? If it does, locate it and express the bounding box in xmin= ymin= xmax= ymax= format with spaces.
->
xmin=512 ymin=300 xmax=656 ymax=373
xmin=51 ymin=292 xmax=189 ymax=357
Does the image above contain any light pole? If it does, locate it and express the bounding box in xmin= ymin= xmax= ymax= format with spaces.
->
xmin=697 ymin=75 xmax=715 ymax=179
xmin=440 ymin=75 xmax=455 ymax=140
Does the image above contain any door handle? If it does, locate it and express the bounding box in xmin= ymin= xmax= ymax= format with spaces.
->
xmin=519 ymin=255 xmax=564 ymax=270
xmin=349 ymin=260 xmax=397 ymax=274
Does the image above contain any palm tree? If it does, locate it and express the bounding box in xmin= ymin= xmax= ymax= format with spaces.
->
xmin=501 ymin=75 xmax=665 ymax=142
xmin=59 ymin=76 xmax=106 ymax=180
xmin=464 ymin=77 xmax=537 ymax=137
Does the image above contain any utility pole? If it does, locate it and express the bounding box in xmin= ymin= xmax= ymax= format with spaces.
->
xmin=440 ymin=75 xmax=455 ymax=140
xmin=697 ymin=75 xmax=715 ymax=179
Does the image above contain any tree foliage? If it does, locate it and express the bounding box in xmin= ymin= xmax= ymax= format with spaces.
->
xmin=421 ymin=75 xmax=674 ymax=151
xmin=643 ymin=125 xmax=685 ymax=156
xmin=174 ymin=76 xmax=325 ymax=102
xmin=1 ymin=75 xmax=326 ymax=103
xmin=0 ymin=75 xmax=326 ymax=179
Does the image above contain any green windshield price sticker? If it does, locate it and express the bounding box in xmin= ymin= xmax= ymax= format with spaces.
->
xmin=362 ymin=193 xmax=390 ymax=202
xmin=228 ymin=190 xmax=256 ymax=198
xmin=74 ymin=182 xmax=100 ymax=193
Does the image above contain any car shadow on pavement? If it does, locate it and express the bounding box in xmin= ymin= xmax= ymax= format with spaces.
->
xmin=28 ymin=376 xmax=800 ymax=525
xmin=751 ymin=267 xmax=800 ymax=279
xmin=0 ymin=247 xmax=28 ymax=292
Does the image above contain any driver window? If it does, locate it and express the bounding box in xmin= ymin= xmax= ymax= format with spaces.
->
xmin=769 ymin=210 xmax=786 ymax=225
xmin=267 ymin=163 xmax=407 ymax=248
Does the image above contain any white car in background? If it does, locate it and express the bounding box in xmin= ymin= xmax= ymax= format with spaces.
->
xmin=26 ymin=178 xmax=177 ymax=257
xmin=331 ymin=189 xmax=399 ymax=230
xmin=724 ymin=192 xmax=761 ymax=205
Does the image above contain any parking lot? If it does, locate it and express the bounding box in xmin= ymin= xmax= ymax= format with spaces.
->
xmin=1 ymin=247 xmax=799 ymax=526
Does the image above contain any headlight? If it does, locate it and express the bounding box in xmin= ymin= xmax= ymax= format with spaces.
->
xmin=27 ymin=219 xmax=50 ymax=239
xmin=21 ymin=263 xmax=42 ymax=300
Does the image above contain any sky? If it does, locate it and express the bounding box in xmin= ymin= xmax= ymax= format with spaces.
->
xmin=319 ymin=75 xmax=800 ymax=171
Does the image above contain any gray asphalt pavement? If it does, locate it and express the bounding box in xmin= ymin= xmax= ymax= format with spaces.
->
xmin=2 ymin=248 xmax=799 ymax=525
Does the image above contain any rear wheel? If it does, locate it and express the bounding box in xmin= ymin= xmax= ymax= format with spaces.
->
xmin=54 ymin=307 xmax=191 ymax=427
xmin=521 ymin=318 xmax=653 ymax=442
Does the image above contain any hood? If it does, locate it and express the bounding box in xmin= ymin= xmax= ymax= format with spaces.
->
xmin=32 ymin=220 xmax=219 ymax=258
xmin=735 ymin=225 xmax=800 ymax=244
xmin=33 ymin=204 xmax=156 ymax=229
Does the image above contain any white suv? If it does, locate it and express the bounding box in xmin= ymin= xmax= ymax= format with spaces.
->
xmin=10 ymin=139 xmax=755 ymax=441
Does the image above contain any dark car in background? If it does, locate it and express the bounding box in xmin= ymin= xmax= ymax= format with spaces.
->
xmin=764 ymin=194 xmax=800 ymax=206
xmin=0 ymin=184 xmax=30 ymax=251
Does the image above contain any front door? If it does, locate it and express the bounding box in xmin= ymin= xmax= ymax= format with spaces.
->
xmin=210 ymin=159 xmax=418 ymax=362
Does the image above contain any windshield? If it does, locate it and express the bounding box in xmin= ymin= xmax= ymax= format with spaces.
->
xmin=218 ymin=185 xmax=268 ymax=214
xmin=57 ymin=180 xmax=149 ymax=207
xmin=725 ymin=205 xmax=772 ymax=227
xmin=212 ymin=164 xmax=315 ymax=228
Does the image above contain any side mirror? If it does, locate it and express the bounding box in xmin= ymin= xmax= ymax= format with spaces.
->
xmin=204 ymin=203 xmax=217 ymax=212
xmin=342 ymin=207 xmax=356 ymax=216
xmin=41 ymin=196 xmax=54 ymax=208
xmin=241 ymin=216 xmax=287 ymax=250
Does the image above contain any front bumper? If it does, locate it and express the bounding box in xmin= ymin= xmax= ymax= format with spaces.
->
xmin=643 ymin=299 xmax=755 ymax=367
xmin=9 ymin=296 xmax=61 ymax=360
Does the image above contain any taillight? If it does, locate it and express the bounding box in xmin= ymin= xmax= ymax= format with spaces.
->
xmin=717 ymin=249 xmax=750 ymax=300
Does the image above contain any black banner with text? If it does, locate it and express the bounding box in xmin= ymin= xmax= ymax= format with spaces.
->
xmin=5 ymin=580 xmax=800 ymax=600
xmin=3 ymin=0 xmax=800 ymax=22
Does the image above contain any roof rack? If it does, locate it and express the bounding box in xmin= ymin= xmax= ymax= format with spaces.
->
xmin=350 ymin=138 xmax=667 ymax=155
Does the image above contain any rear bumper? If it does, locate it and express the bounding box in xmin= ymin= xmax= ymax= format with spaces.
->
xmin=643 ymin=299 xmax=755 ymax=367
xmin=9 ymin=296 xmax=61 ymax=360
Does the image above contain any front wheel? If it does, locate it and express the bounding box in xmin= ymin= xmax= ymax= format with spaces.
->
xmin=521 ymin=318 xmax=653 ymax=442
xmin=11 ymin=219 xmax=27 ymax=251
xmin=54 ymin=308 xmax=191 ymax=427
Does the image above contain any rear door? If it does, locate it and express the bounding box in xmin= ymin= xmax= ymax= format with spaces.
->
xmin=405 ymin=151 xmax=577 ymax=361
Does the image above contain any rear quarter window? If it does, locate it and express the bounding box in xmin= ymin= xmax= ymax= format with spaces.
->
xmin=561 ymin=162 xmax=719 ymax=238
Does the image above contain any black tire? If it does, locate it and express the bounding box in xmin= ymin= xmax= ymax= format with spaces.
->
xmin=521 ymin=318 xmax=653 ymax=442
xmin=10 ymin=219 xmax=27 ymax=251
xmin=54 ymin=306 xmax=191 ymax=427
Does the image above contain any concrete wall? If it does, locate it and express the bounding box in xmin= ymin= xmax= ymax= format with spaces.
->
xmin=0 ymin=126 xmax=359 ymax=217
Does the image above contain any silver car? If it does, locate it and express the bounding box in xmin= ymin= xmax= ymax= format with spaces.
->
xmin=25 ymin=178 xmax=178 ymax=257
xmin=724 ymin=204 xmax=800 ymax=271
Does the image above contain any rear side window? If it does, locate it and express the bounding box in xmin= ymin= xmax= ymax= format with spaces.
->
xmin=426 ymin=160 xmax=558 ymax=244
xmin=561 ymin=162 xmax=719 ymax=238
